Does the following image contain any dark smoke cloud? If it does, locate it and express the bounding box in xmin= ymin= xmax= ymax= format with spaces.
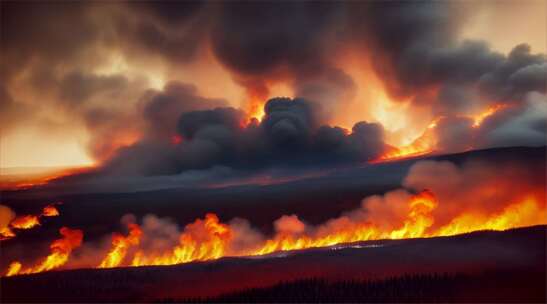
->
xmin=475 ymin=93 xmax=546 ymax=148
xmin=100 ymin=97 xmax=387 ymax=176
xmin=478 ymin=44 xmax=546 ymax=102
xmin=142 ymin=82 xmax=227 ymax=141
xmin=1 ymin=0 xmax=545 ymax=182
xmin=209 ymin=1 xmax=355 ymax=120
xmin=434 ymin=92 xmax=546 ymax=153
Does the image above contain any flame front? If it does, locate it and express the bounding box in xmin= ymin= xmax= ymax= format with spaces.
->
xmin=131 ymin=213 xmax=232 ymax=266
xmin=5 ymin=227 xmax=83 ymax=277
xmin=3 ymin=189 xmax=545 ymax=276
xmin=99 ymin=223 xmax=142 ymax=268
xmin=10 ymin=215 xmax=40 ymax=229
xmin=435 ymin=196 xmax=543 ymax=236
xmin=99 ymin=190 xmax=543 ymax=269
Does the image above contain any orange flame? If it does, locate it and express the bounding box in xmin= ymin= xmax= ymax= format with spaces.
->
xmin=42 ymin=205 xmax=60 ymax=217
xmin=10 ymin=215 xmax=40 ymax=229
xmin=96 ymin=190 xmax=543 ymax=270
xmin=98 ymin=223 xmax=142 ymax=268
xmin=2 ymin=204 xmax=62 ymax=240
xmin=245 ymin=88 xmax=268 ymax=122
xmin=376 ymin=103 xmax=508 ymax=162
xmin=435 ymin=195 xmax=543 ymax=236
xmin=376 ymin=125 xmax=438 ymax=162
xmin=256 ymin=190 xmax=437 ymax=254
xmin=131 ymin=213 xmax=232 ymax=266
xmin=471 ymin=104 xmax=508 ymax=128
xmin=0 ymin=227 xmax=16 ymax=240
xmin=3 ymin=190 xmax=545 ymax=276
xmin=5 ymin=227 xmax=83 ymax=276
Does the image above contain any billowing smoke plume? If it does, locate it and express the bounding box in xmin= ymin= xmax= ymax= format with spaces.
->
xmin=1 ymin=1 xmax=545 ymax=182
xmin=96 ymin=97 xmax=387 ymax=177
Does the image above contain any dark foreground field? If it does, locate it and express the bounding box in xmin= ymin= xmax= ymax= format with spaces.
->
xmin=177 ymin=271 xmax=545 ymax=303
xmin=1 ymin=225 xmax=545 ymax=303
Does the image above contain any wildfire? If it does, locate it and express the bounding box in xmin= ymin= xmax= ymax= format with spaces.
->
xmin=435 ymin=196 xmax=543 ymax=236
xmin=0 ymin=227 xmax=16 ymax=240
xmin=101 ymin=190 xmax=544 ymax=270
xmin=5 ymin=227 xmax=83 ymax=277
xmin=10 ymin=215 xmax=40 ymax=229
xmin=471 ymin=104 xmax=508 ymax=128
xmin=0 ymin=204 xmax=62 ymax=241
xmin=256 ymin=190 xmax=437 ymax=254
xmin=131 ymin=213 xmax=232 ymax=266
xmin=99 ymin=223 xmax=142 ymax=268
xmin=3 ymin=189 xmax=545 ymax=277
xmin=42 ymin=205 xmax=60 ymax=217
xmin=376 ymin=103 xmax=509 ymax=162
xmin=246 ymin=93 xmax=267 ymax=122
xmin=376 ymin=126 xmax=437 ymax=161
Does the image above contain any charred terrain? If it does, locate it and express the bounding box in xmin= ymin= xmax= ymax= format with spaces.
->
xmin=1 ymin=225 xmax=545 ymax=302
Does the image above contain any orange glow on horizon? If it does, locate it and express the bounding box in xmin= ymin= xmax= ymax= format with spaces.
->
xmin=1 ymin=166 xmax=96 ymax=190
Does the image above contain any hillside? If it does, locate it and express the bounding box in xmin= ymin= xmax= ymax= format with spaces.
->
xmin=1 ymin=225 xmax=545 ymax=302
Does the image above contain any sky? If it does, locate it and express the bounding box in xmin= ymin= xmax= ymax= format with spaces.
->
xmin=0 ymin=0 xmax=545 ymax=170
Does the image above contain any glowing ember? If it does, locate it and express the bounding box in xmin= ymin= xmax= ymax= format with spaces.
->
xmin=5 ymin=227 xmax=83 ymax=276
xmin=0 ymin=227 xmax=16 ymax=240
xmin=42 ymin=205 xmax=60 ymax=217
xmin=5 ymin=262 xmax=21 ymax=277
xmin=10 ymin=215 xmax=40 ymax=229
